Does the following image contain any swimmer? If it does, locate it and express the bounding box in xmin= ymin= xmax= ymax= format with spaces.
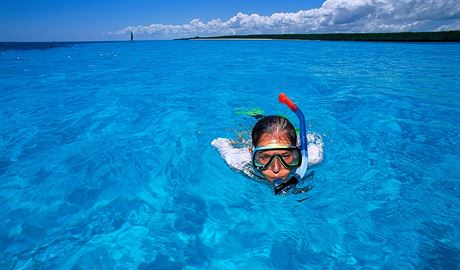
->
xmin=212 ymin=93 xmax=323 ymax=194
xmin=250 ymin=115 xmax=301 ymax=183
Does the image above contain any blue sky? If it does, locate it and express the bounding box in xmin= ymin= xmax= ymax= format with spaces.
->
xmin=1 ymin=0 xmax=459 ymax=42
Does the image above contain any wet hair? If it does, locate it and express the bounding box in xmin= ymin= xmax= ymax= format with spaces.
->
xmin=251 ymin=115 xmax=297 ymax=146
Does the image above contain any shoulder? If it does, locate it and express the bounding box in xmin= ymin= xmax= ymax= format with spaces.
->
xmin=211 ymin=137 xmax=233 ymax=150
xmin=307 ymin=143 xmax=323 ymax=165
xmin=211 ymin=138 xmax=251 ymax=160
xmin=211 ymin=137 xmax=252 ymax=171
xmin=306 ymin=133 xmax=324 ymax=166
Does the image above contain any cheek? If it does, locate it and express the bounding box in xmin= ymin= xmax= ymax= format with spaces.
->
xmin=260 ymin=170 xmax=271 ymax=178
xmin=279 ymin=169 xmax=292 ymax=176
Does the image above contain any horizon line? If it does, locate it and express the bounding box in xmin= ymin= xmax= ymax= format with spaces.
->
xmin=1 ymin=30 xmax=459 ymax=43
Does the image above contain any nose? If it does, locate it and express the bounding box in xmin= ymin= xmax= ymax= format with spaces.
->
xmin=270 ymin=157 xmax=282 ymax=173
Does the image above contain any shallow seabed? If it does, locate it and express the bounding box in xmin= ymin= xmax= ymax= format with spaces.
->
xmin=0 ymin=40 xmax=459 ymax=269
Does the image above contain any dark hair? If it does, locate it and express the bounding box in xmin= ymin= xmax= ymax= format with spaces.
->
xmin=251 ymin=115 xmax=297 ymax=146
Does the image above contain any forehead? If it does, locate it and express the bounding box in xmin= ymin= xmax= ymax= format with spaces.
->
xmin=257 ymin=133 xmax=292 ymax=147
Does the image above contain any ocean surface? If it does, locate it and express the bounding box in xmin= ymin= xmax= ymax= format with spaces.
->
xmin=0 ymin=40 xmax=459 ymax=269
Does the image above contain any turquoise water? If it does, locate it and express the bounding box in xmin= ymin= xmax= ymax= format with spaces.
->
xmin=1 ymin=40 xmax=459 ymax=269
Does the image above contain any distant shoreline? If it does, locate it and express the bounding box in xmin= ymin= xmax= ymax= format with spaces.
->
xmin=190 ymin=38 xmax=274 ymax=41
xmin=177 ymin=31 xmax=460 ymax=42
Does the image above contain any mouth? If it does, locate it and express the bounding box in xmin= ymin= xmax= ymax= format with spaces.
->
xmin=268 ymin=176 xmax=285 ymax=182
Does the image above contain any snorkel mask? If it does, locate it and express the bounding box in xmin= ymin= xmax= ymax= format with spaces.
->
xmin=252 ymin=144 xmax=302 ymax=171
xmin=265 ymin=93 xmax=309 ymax=195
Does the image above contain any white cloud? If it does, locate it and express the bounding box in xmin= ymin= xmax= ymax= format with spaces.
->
xmin=110 ymin=0 xmax=460 ymax=39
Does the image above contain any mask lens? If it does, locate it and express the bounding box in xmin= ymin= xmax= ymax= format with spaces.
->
xmin=253 ymin=147 xmax=301 ymax=169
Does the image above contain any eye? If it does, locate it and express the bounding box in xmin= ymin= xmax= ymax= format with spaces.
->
xmin=281 ymin=152 xmax=295 ymax=162
xmin=281 ymin=153 xmax=292 ymax=158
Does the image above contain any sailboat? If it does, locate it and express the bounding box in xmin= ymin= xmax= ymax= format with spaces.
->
xmin=130 ymin=31 xmax=134 ymax=41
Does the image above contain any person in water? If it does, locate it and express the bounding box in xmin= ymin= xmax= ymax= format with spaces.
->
xmin=211 ymin=115 xmax=323 ymax=189
xmin=250 ymin=115 xmax=300 ymax=183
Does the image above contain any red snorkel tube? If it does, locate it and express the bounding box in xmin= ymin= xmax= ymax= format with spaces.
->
xmin=279 ymin=93 xmax=308 ymax=181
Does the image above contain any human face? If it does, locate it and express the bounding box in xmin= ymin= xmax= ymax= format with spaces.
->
xmin=251 ymin=133 xmax=297 ymax=182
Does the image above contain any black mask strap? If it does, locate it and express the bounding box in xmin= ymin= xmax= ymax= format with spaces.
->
xmin=274 ymin=176 xmax=299 ymax=195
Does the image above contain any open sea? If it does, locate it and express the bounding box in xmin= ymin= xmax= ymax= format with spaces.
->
xmin=0 ymin=40 xmax=459 ymax=269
